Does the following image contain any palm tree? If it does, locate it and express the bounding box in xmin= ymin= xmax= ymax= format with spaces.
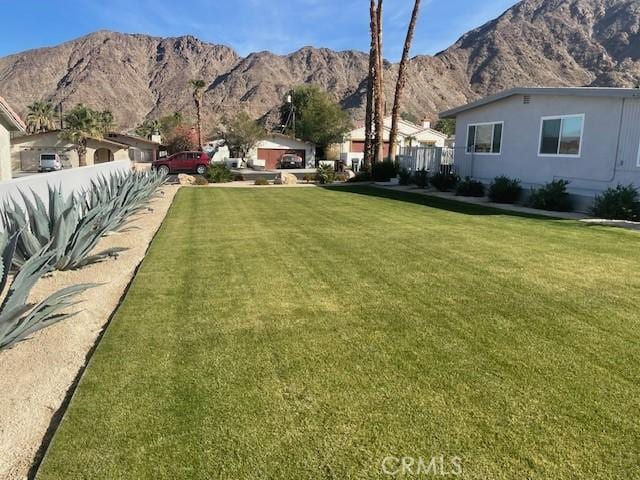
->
xmin=389 ymin=0 xmax=422 ymax=161
xmin=59 ymin=104 xmax=102 ymax=167
xmin=373 ymin=0 xmax=385 ymax=164
xmin=26 ymin=101 xmax=56 ymax=134
xmin=97 ymin=110 xmax=116 ymax=134
xmin=189 ymin=79 xmax=206 ymax=149
xmin=363 ymin=0 xmax=378 ymax=171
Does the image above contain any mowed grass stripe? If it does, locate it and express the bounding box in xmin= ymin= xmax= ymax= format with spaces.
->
xmin=38 ymin=186 xmax=640 ymax=479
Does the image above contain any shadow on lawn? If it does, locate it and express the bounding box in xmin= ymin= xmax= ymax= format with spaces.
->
xmin=324 ymin=184 xmax=561 ymax=220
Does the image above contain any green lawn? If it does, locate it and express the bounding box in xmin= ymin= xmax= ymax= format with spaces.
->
xmin=38 ymin=186 xmax=640 ymax=479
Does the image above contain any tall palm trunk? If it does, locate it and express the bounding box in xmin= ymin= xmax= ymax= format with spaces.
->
xmin=195 ymin=98 xmax=202 ymax=149
xmin=363 ymin=0 xmax=377 ymax=171
xmin=77 ymin=139 xmax=88 ymax=167
xmin=389 ymin=0 xmax=422 ymax=162
xmin=373 ymin=0 xmax=385 ymax=164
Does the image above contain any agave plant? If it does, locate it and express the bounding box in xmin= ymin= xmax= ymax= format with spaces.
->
xmin=0 ymin=186 xmax=126 ymax=271
xmin=0 ymin=232 xmax=96 ymax=350
xmin=81 ymin=169 xmax=167 ymax=233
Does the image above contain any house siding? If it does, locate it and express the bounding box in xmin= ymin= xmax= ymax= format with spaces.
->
xmin=0 ymin=125 xmax=11 ymax=181
xmin=453 ymin=94 xmax=640 ymax=196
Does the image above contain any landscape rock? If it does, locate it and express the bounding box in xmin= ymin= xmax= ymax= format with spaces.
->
xmin=274 ymin=172 xmax=298 ymax=185
xmin=178 ymin=174 xmax=196 ymax=186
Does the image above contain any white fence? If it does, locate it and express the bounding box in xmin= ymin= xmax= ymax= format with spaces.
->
xmin=398 ymin=147 xmax=471 ymax=177
xmin=0 ymin=161 xmax=131 ymax=209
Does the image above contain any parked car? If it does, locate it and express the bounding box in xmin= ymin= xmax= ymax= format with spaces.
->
xmin=151 ymin=151 xmax=210 ymax=176
xmin=279 ymin=154 xmax=303 ymax=169
xmin=38 ymin=153 xmax=63 ymax=172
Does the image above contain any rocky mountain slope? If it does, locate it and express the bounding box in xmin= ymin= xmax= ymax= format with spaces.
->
xmin=0 ymin=0 xmax=638 ymax=130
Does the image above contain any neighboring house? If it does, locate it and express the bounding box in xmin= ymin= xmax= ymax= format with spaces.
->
xmin=249 ymin=133 xmax=316 ymax=170
xmin=440 ymin=87 xmax=640 ymax=205
xmin=10 ymin=131 xmax=130 ymax=172
xmin=0 ymin=96 xmax=26 ymax=181
xmin=105 ymin=132 xmax=163 ymax=163
xmin=340 ymin=116 xmax=448 ymax=168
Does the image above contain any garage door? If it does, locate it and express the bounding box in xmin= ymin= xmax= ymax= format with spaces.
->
xmin=257 ymin=149 xmax=306 ymax=170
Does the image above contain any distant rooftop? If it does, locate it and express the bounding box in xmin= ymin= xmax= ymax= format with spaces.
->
xmin=439 ymin=87 xmax=640 ymax=118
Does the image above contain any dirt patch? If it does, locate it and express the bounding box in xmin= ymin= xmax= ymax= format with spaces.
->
xmin=0 ymin=185 xmax=179 ymax=479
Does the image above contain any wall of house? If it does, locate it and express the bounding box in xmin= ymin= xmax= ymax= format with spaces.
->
xmin=249 ymin=137 xmax=316 ymax=168
xmin=0 ymin=125 xmax=10 ymax=181
xmin=453 ymin=94 xmax=640 ymax=197
xmin=0 ymin=160 xmax=131 ymax=208
xmin=11 ymin=133 xmax=130 ymax=171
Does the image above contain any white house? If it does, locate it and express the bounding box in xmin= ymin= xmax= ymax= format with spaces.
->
xmin=340 ymin=116 xmax=448 ymax=169
xmin=0 ymin=96 xmax=26 ymax=181
xmin=249 ymin=133 xmax=316 ymax=170
xmin=439 ymin=87 xmax=640 ymax=208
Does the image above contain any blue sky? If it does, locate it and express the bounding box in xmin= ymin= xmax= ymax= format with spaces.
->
xmin=0 ymin=0 xmax=517 ymax=60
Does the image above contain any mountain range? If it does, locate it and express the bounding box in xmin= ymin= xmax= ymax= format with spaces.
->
xmin=0 ymin=0 xmax=639 ymax=131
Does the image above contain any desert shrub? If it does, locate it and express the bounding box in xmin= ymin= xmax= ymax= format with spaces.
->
xmin=303 ymin=174 xmax=314 ymax=183
xmin=430 ymin=172 xmax=460 ymax=192
xmin=166 ymin=125 xmax=198 ymax=154
xmin=206 ymin=163 xmax=233 ymax=183
xmin=455 ymin=177 xmax=485 ymax=197
xmin=527 ymin=179 xmax=573 ymax=212
xmin=412 ymin=169 xmax=429 ymax=188
xmin=488 ymin=176 xmax=522 ymax=203
xmin=233 ymin=174 xmax=245 ymax=181
xmin=348 ymin=170 xmax=372 ymax=183
xmin=254 ymin=177 xmax=269 ymax=186
xmin=398 ymin=168 xmax=412 ymax=186
xmin=371 ymin=160 xmax=398 ymax=182
xmin=334 ymin=172 xmax=349 ymax=182
xmin=316 ymin=164 xmax=336 ymax=184
xmin=591 ymin=184 xmax=640 ymax=221
xmin=193 ymin=176 xmax=209 ymax=186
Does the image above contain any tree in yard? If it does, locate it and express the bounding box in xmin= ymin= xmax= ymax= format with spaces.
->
xmin=279 ymin=85 xmax=351 ymax=155
xmin=166 ymin=125 xmax=199 ymax=154
xmin=219 ymin=112 xmax=265 ymax=161
xmin=388 ymin=0 xmax=422 ymax=161
xmin=373 ymin=0 xmax=385 ymax=164
xmin=434 ymin=118 xmax=456 ymax=136
xmin=59 ymin=104 xmax=103 ymax=167
xmin=363 ymin=0 xmax=378 ymax=171
xmin=134 ymin=119 xmax=161 ymax=139
xmin=96 ymin=110 xmax=116 ymax=134
xmin=189 ymin=79 xmax=207 ymax=149
xmin=26 ymin=101 xmax=56 ymax=134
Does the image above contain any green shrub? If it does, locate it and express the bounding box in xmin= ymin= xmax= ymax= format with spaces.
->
xmin=527 ymin=179 xmax=573 ymax=212
xmin=412 ymin=169 xmax=429 ymax=188
xmin=489 ymin=176 xmax=522 ymax=203
xmin=206 ymin=163 xmax=233 ymax=183
xmin=254 ymin=177 xmax=269 ymax=186
xmin=455 ymin=177 xmax=485 ymax=197
xmin=233 ymin=174 xmax=245 ymax=181
xmin=430 ymin=172 xmax=460 ymax=192
xmin=398 ymin=168 xmax=412 ymax=186
xmin=316 ymin=164 xmax=335 ymax=184
xmin=193 ymin=176 xmax=209 ymax=186
xmin=371 ymin=160 xmax=398 ymax=182
xmin=591 ymin=184 xmax=640 ymax=220
xmin=348 ymin=170 xmax=372 ymax=183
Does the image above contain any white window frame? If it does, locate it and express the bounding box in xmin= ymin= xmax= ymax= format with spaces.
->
xmin=465 ymin=121 xmax=503 ymax=156
xmin=537 ymin=114 xmax=585 ymax=158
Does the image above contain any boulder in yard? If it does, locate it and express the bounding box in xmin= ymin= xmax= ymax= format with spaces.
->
xmin=178 ymin=174 xmax=196 ymax=186
xmin=274 ymin=172 xmax=298 ymax=185
xmin=345 ymin=169 xmax=356 ymax=180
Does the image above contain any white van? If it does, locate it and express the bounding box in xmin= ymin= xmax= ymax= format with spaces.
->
xmin=39 ymin=153 xmax=63 ymax=172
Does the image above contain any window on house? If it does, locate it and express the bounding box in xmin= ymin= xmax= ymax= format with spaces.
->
xmin=539 ymin=115 xmax=584 ymax=156
xmin=466 ymin=122 xmax=502 ymax=154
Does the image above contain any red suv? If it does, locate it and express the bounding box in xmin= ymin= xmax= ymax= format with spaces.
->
xmin=152 ymin=151 xmax=210 ymax=175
